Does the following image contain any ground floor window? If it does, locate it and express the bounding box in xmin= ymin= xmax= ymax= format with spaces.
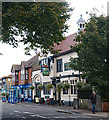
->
xmin=63 ymin=88 xmax=68 ymax=94
xmin=71 ymin=85 xmax=77 ymax=94
xmin=43 ymin=82 xmax=51 ymax=95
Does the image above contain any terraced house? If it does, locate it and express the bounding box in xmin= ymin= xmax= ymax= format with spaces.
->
xmin=10 ymin=55 xmax=39 ymax=103
xmin=0 ymin=74 xmax=12 ymax=94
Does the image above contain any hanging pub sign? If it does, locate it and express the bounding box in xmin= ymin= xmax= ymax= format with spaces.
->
xmin=42 ymin=64 xmax=49 ymax=76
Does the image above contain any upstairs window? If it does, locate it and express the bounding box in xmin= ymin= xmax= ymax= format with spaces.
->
xmin=80 ymin=24 xmax=82 ymax=28
xmin=15 ymin=71 xmax=19 ymax=81
xmin=57 ymin=59 xmax=63 ymax=72
xmin=12 ymin=72 xmax=15 ymax=82
xmin=21 ymin=69 xmax=25 ymax=80
xmin=64 ymin=62 xmax=72 ymax=71
xmin=25 ymin=69 xmax=28 ymax=80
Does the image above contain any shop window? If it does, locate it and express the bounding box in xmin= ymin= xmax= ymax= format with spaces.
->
xmin=64 ymin=62 xmax=72 ymax=71
xmin=57 ymin=59 xmax=63 ymax=72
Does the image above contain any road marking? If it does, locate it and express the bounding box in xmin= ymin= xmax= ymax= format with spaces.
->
xmin=10 ymin=113 xmax=13 ymax=115
xmin=14 ymin=110 xmax=21 ymax=113
xmin=10 ymin=104 xmax=14 ymax=105
xmin=30 ymin=114 xmax=36 ymax=117
xmin=23 ymin=112 xmax=33 ymax=114
xmin=53 ymin=116 xmax=66 ymax=118
xmin=35 ymin=115 xmax=47 ymax=119
xmin=22 ymin=117 xmax=26 ymax=119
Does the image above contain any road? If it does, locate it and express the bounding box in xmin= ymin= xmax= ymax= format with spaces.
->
xmin=1 ymin=102 xmax=108 ymax=120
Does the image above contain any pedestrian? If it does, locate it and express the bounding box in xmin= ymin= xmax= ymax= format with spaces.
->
xmin=21 ymin=93 xmax=24 ymax=103
xmin=18 ymin=94 xmax=20 ymax=103
xmin=6 ymin=93 xmax=9 ymax=101
xmin=90 ymin=91 xmax=96 ymax=114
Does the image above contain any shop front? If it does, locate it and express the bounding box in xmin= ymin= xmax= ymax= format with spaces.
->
xmin=9 ymin=84 xmax=32 ymax=103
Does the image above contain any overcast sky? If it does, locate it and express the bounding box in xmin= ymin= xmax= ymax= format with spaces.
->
xmin=0 ymin=0 xmax=108 ymax=78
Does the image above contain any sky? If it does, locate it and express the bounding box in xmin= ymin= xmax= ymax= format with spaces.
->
xmin=0 ymin=0 xmax=108 ymax=78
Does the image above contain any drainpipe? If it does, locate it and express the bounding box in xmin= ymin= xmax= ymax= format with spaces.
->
xmin=68 ymin=75 xmax=70 ymax=106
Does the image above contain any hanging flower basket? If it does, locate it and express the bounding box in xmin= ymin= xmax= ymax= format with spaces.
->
xmin=29 ymin=85 xmax=34 ymax=90
xmin=2 ymin=93 xmax=5 ymax=96
xmin=46 ymin=83 xmax=53 ymax=90
xmin=56 ymin=82 xmax=64 ymax=92
xmin=63 ymin=83 xmax=70 ymax=90
xmin=37 ymin=84 xmax=44 ymax=91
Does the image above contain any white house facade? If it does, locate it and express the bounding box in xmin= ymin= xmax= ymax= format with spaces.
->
xmin=32 ymin=15 xmax=85 ymax=106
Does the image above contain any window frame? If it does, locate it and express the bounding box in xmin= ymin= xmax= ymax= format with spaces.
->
xmin=56 ymin=59 xmax=63 ymax=72
xmin=25 ymin=69 xmax=28 ymax=80
xmin=64 ymin=62 xmax=72 ymax=71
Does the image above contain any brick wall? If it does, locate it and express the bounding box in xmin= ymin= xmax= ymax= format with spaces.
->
xmin=18 ymin=71 xmax=21 ymax=85
xmin=28 ymin=68 xmax=32 ymax=84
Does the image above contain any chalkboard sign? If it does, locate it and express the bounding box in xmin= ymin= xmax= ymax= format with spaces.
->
xmin=78 ymin=89 xmax=92 ymax=99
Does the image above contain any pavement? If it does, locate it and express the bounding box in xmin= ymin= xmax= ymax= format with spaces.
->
xmin=55 ymin=105 xmax=109 ymax=118
xmin=16 ymin=102 xmax=109 ymax=118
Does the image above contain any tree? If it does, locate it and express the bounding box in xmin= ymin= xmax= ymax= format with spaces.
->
xmin=70 ymin=15 xmax=109 ymax=101
xmin=2 ymin=2 xmax=72 ymax=55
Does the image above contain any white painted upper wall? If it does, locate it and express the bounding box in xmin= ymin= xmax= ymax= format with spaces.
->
xmin=54 ymin=52 xmax=79 ymax=77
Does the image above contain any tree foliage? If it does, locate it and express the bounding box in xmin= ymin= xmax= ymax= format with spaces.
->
xmin=70 ymin=15 xmax=109 ymax=100
xmin=2 ymin=2 xmax=72 ymax=55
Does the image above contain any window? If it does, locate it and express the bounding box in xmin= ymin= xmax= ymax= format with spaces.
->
xmin=74 ymin=85 xmax=77 ymax=94
xmin=70 ymin=80 xmax=77 ymax=94
xmin=43 ymin=82 xmax=51 ymax=95
xmin=15 ymin=71 xmax=19 ymax=81
xmin=64 ymin=62 xmax=72 ymax=71
xmin=25 ymin=69 xmax=28 ymax=80
xmin=80 ymin=24 xmax=82 ymax=28
xmin=21 ymin=69 xmax=25 ymax=80
xmin=43 ymin=85 xmax=51 ymax=95
xmin=57 ymin=59 xmax=63 ymax=72
xmin=71 ymin=85 xmax=73 ymax=94
xmin=63 ymin=88 xmax=68 ymax=94
xmin=12 ymin=72 xmax=15 ymax=82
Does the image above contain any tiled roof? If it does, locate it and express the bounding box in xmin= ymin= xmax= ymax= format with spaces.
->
xmin=11 ymin=64 xmax=21 ymax=72
xmin=54 ymin=33 xmax=77 ymax=53
xmin=21 ymin=55 xmax=38 ymax=68
xmin=0 ymin=74 xmax=12 ymax=79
